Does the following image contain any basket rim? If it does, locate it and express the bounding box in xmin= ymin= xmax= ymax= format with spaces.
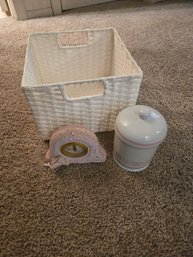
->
xmin=27 ymin=27 xmax=117 ymax=37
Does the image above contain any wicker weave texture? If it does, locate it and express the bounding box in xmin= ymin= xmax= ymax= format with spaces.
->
xmin=22 ymin=28 xmax=143 ymax=140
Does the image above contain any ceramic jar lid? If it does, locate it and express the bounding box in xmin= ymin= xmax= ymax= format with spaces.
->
xmin=115 ymin=105 xmax=168 ymax=147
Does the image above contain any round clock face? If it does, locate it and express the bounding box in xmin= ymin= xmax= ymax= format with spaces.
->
xmin=60 ymin=142 xmax=89 ymax=158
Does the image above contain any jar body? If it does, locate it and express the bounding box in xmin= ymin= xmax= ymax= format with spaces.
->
xmin=113 ymin=132 xmax=159 ymax=172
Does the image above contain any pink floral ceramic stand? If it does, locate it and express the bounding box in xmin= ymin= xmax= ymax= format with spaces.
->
xmin=44 ymin=125 xmax=106 ymax=170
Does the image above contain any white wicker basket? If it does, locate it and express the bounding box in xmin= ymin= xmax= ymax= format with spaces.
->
xmin=22 ymin=28 xmax=143 ymax=140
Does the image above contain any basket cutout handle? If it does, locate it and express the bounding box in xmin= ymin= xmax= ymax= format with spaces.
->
xmin=59 ymin=81 xmax=105 ymax=102
xmin=58 ymin=31 xmax=90 ymax=48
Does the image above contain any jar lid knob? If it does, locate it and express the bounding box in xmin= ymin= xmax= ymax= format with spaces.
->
xmin=139 ymin=108 xmax=152 ymax=120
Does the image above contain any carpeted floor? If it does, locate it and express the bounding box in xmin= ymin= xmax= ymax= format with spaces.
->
xmin=0 ymin=0 xmax=193 ymax=256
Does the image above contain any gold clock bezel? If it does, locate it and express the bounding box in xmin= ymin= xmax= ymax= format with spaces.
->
xmin=60 ymin=142 xmax=89 ymax=158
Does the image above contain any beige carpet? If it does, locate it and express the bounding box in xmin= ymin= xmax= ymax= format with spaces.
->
xmin=0 ymin=0 xmax=193 ymax=256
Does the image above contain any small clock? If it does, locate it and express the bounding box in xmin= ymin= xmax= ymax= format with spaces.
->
xmin=45 ymin=125 xmax=106 ymax=170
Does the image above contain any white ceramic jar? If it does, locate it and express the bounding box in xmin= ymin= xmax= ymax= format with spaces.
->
xmin=113 ymin=105 xmax=167 ymax=172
